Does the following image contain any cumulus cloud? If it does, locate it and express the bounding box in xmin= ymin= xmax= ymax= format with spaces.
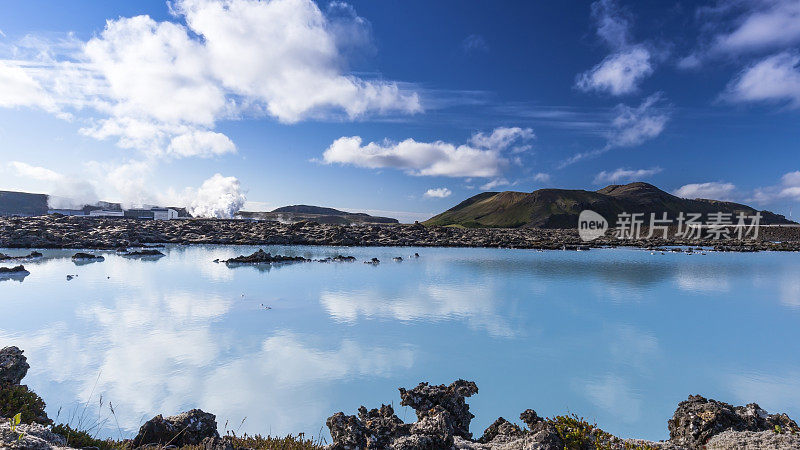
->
xmin=321 ymin=127 xmax=535 ymax=178
xmin=576 ymin=46 xmax=653 ymax=95
xmin=8 ymin=161 xmax=99 ymax=208
xmin=187 ymin=173 xmax=247 ymax=218
xmin=576 ymin=0 xmax=654 ymax=96
xmin=423 ymin=187 xmax=452 ymax=198
xmin=0 ymin=0 xmax=421 ymax=159
xmin=752 ymin=170 xmax=800 ymax=203
xmin=167 ymin=130 xmax=236 ymax=158
xmin=724 ymin=51 xmax=800 ymax=108
xmin=593 ymin=167 xmax=662 ymax=184
xmin=674 ymin=181 xmax=737 ymax=200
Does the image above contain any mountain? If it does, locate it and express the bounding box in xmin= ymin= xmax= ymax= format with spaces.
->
xmin=236 ymin=205 xmax=399 ymax=225
xmin=424 ymin=182 xmax=794 ymax=228
xmin=0 ymin=191 xmax=49 ymax=216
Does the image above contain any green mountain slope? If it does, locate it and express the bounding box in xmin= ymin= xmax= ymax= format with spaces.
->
xmin=424 ymin=182 xmax=793 ymax=228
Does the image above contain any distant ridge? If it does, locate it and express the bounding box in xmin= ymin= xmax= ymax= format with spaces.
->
xmin=236 ymin=205 xmax=399 ymax=225
xmin=424 ymin=182 xmax=794 ymax=228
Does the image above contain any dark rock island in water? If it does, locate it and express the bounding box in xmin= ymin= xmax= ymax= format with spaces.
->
xmin=222 ymin=249 xmax=308 ymax=264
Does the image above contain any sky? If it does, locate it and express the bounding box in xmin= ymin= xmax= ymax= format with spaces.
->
xmin=0 ymin=0 xmax=799 ymax=222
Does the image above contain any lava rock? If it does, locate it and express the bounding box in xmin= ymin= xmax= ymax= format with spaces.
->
xmin=222 ymin=249 xmax=306 ymax=264
xmin=399 ymin=379 xmax=479 ymax=440
xmin=668 ymin=394 xmax=800 ymax=448
xmin=479 ymin=417 xmax=522 ymax=443
xmin=132 ymin=409 xmax=219 ymax=447
xmin=0 ymin=346 xmax=29 ymax=386
xmin=71 ymin=252 xmax=104 ymax=261
xmin=519 ymin=409 xmax=543 ymax=430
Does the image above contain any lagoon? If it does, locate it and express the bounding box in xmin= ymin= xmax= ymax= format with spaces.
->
xmin=1 ymin=245 xmax=799 ymax=442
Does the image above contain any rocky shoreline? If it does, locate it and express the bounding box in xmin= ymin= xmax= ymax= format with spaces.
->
xmin=2 ymin=216 xmax=800 ymax=252
xmin=3 ymin=346 xmax=800 ymax=449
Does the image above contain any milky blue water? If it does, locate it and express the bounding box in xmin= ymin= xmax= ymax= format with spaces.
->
xmin=2 ymin=245 xmax=800 ymax=442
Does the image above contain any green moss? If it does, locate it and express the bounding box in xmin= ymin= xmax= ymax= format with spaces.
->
xmin=0 ymin=384 xmax=51 ymax=425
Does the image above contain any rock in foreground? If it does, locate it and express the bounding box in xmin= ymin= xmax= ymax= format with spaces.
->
xmin=668 ymin=394 xmax=799 ymax=448
xmin=131 ymin=408 xmax=219 ymax=447
xmin=0 ymin=346 xmax=29 ymax=386
xmin=327 ymin=380 xmax=800 ymax=450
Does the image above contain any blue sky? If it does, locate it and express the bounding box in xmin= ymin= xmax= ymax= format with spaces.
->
xmin=0 ymin=0 xmax=799 ymax=221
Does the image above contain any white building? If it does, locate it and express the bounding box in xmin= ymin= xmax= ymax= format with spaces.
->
xmin=89 ymin=210 xmax=124 ymax=217
xmin=151 ymin=208 xmax=178 ymax=220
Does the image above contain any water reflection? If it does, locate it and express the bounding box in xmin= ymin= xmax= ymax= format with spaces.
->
xmin=1 ymin=246 xmax=799 ymax=442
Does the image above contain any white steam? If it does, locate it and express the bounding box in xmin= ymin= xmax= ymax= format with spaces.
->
xmin=188 ymin=173 xmax=246 ymax=218
xmin=8 ymin=161 xmax=99 ymax=209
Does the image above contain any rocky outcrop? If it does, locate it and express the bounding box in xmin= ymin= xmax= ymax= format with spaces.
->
xmin=399 ymin=380 xmax=478 ymax=440
xmin=222 ymin=249 xmax=307 ymax=264
xmin=0 ymin=347 xmax=51 ymax=425
xmin=131 ymin=408 xmax=219 ymax=447
xmin=70 ymin=252 xmax=104 ymax=262
xmin=668 ymin=394 xmax=800 ymax=448
xmin=0 ymin=347 xmax=29 ymax=386
xmin=0 ymin=420 xmax=70 ymax=449
xmin=0 ymin=265 xmax=29 ymax=275
xmin=0 ymin=251 xmax=42 ymax=261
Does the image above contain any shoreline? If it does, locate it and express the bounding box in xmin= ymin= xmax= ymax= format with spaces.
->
xmin=2 ymin=346 xmax=799 ymax=450
xmin=2 ymin=216 xmax=800 ymax=252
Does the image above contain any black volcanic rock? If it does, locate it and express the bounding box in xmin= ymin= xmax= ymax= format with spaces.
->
xmin=222 ymin=249 xmax=307 ymax=264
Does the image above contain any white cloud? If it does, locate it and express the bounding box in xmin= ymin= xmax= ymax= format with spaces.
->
xmin=480 ymin=178 xmax=510 ymax=191
xmin=8 ymin=161 xmax=99 ymax=208
xmin=591 ymin=0 xmax=631 ymax=49
xmin=713 ymin=0 xmax=800 ymax=54
xmin=607 ymin=93 xmax=669 ymax=147
xmin=593 ymin=167 xmax=662 ymax=184
xmin=559 ymin=94 xmax=669 ymax=167
xmin=321 ymin=126 xmax=535 ymax=178
xmin=577 ymin=0 xmax=654 ymax=96
xmin=423 ymin=187 xmax=452 ymax=198
xmin=576 ymin=46 xmax=653 ymax=96
xmin=532 ymin=172 xmax=551 ymax=183
xmin=187 ymin=173 xmax=247 ymax=218
xmin=0 ymin=61 xmax=56 ymax=111
xmin=468 ymin=126 xmax=534 ymax=152
xmin=674 ymin=181 xmax=736 ymax=200
xmin=167 ymin=130 xmax=236 ymax=158
xmin=752 ymin=170 xmax=800 ymax=203
xmin=725 ymin=51 xmax=800 ymax=108
xmin=0 ymin=0 xmax=421 ymax=159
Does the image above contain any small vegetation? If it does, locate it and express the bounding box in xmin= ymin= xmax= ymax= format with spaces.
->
xmin=51 ymin=423 xmax=126 ymax=450
xmin=548 ymin=414 xmax=656 ymax=450
xmin=0 ymin=384 xmax=50 ymax=425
